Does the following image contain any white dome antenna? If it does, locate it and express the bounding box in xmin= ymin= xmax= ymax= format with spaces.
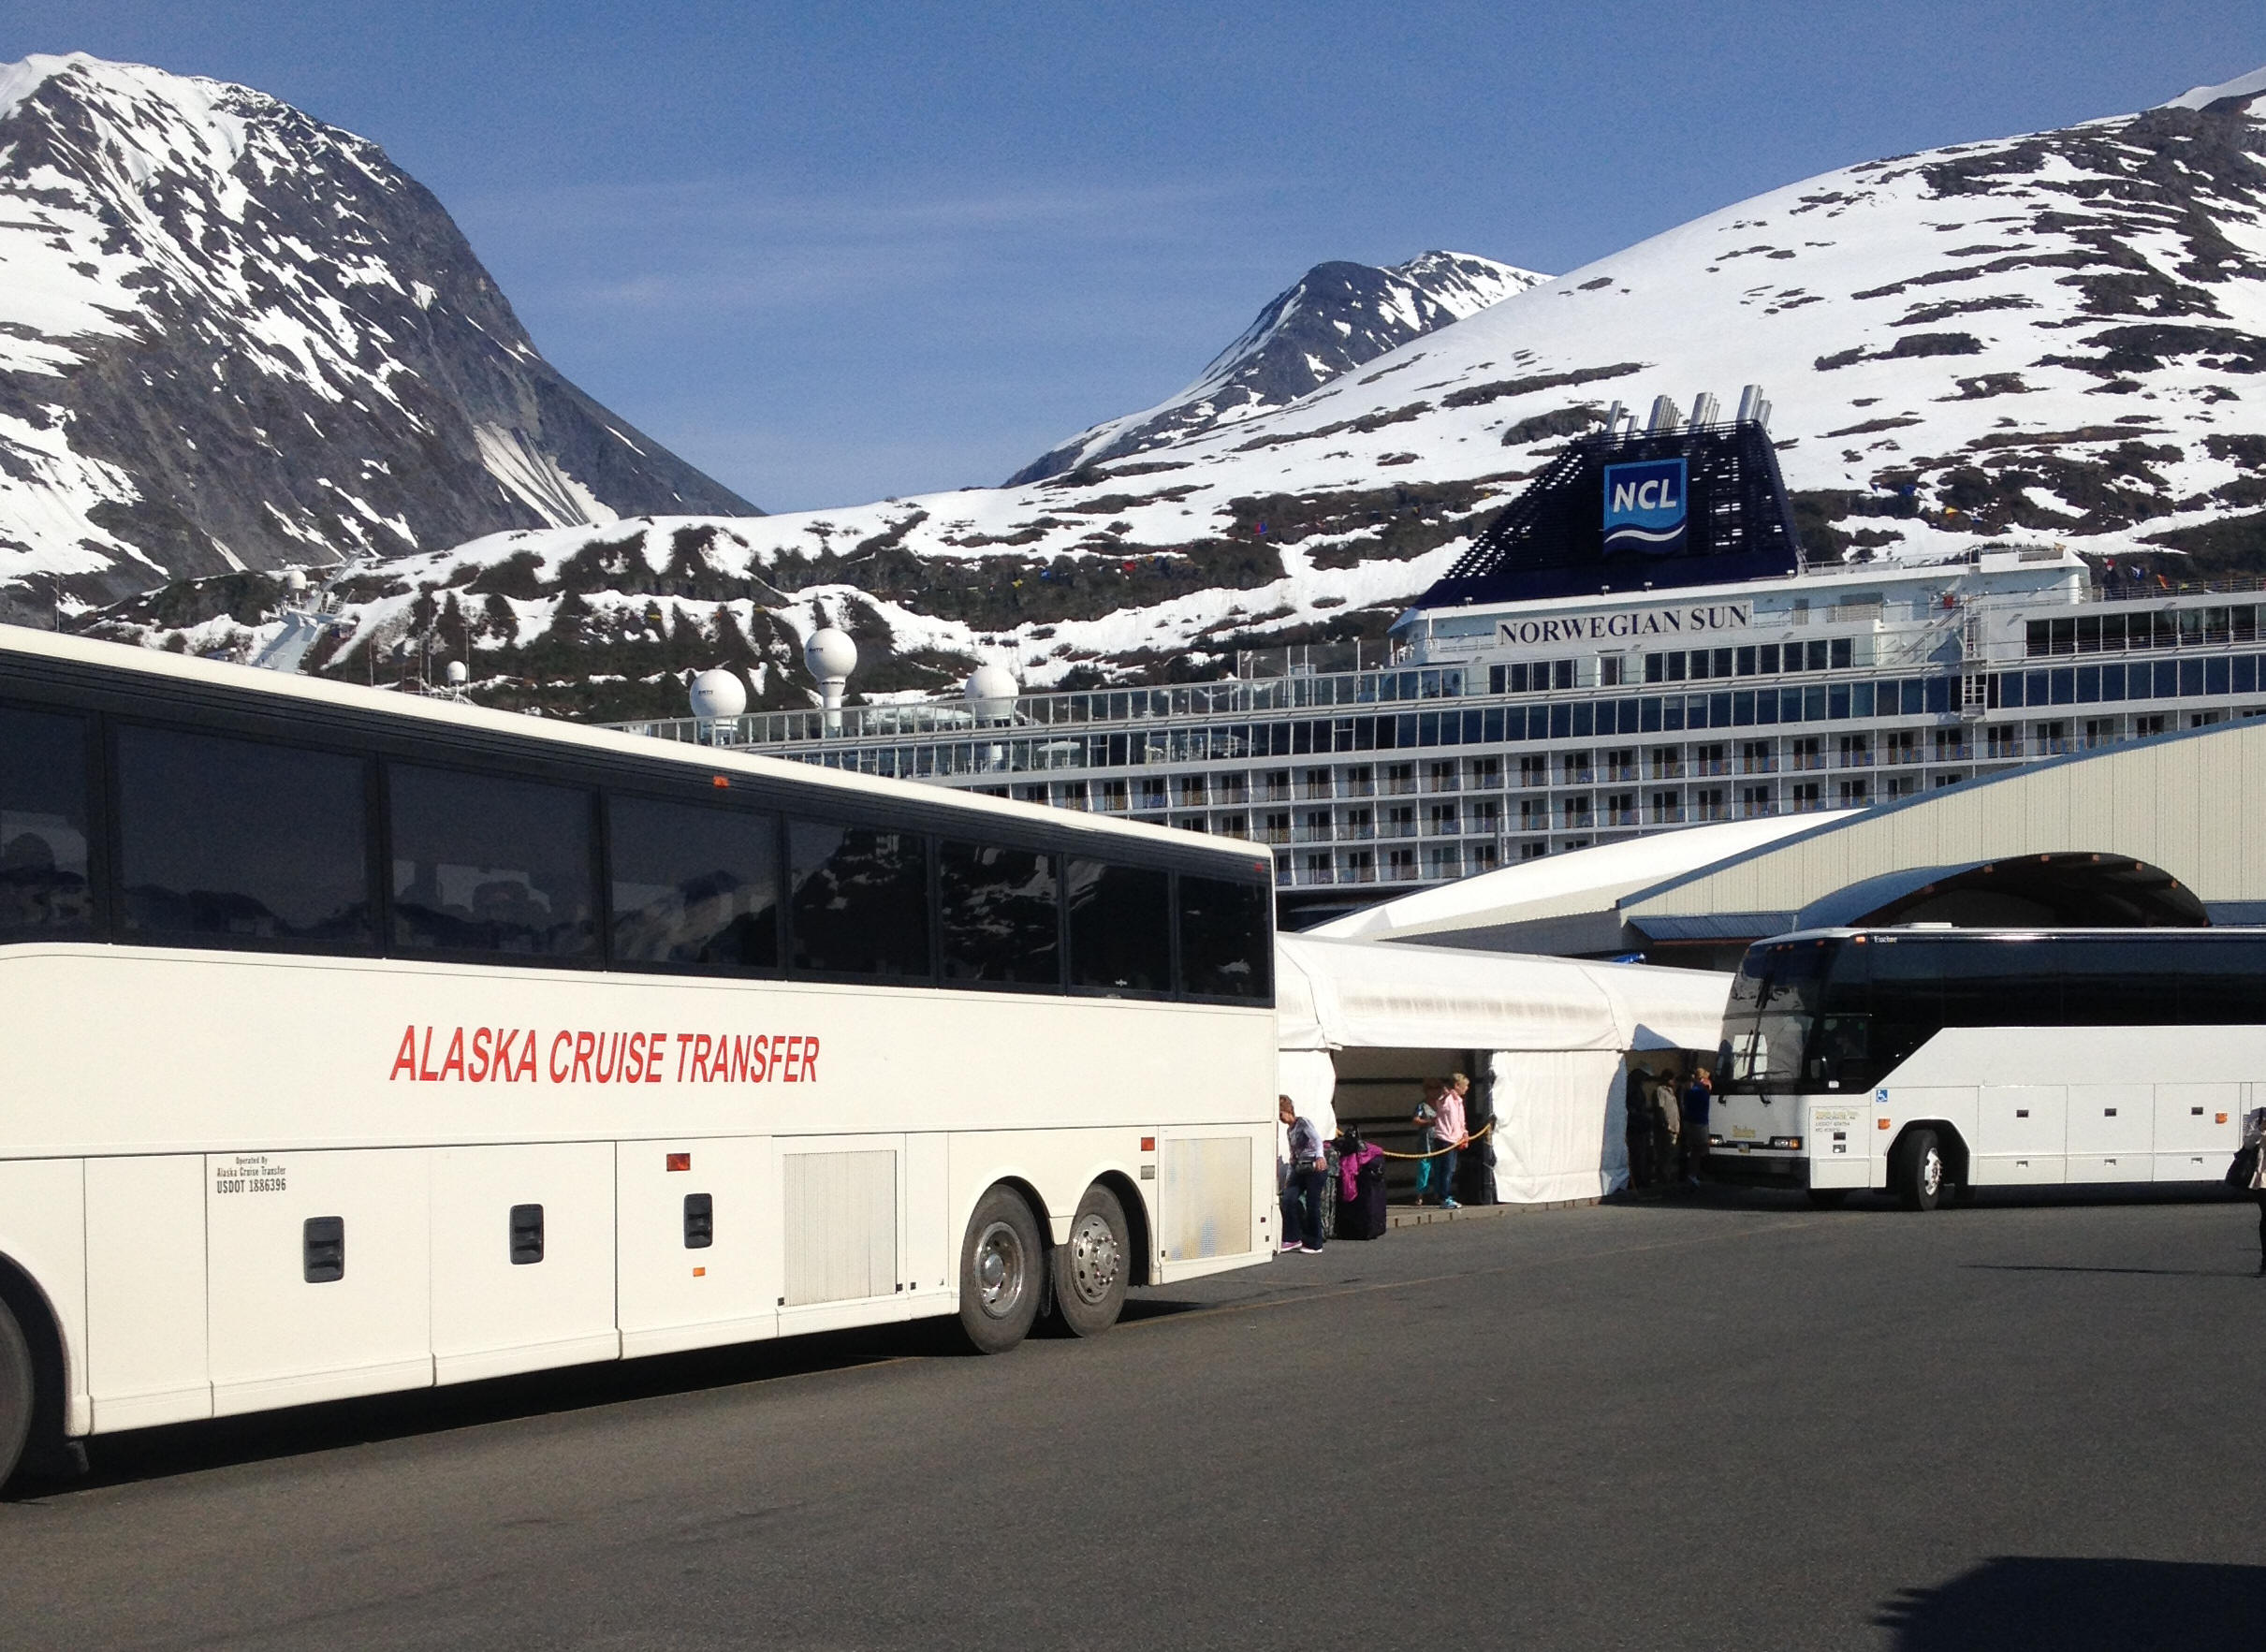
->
xmin=964 ymin=662 xmax=1019 ymax=724
xmin=689 ymin=667 xmax=749 ymax=721
xmin=803 ymin=626 xmax=856 ymax=731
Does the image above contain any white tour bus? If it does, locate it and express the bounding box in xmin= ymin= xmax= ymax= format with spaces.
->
xmin=0 ymin=629 xmax=1278 ymax=1488
xmin=1708 ymin=927 xmax=2259 ymax=1209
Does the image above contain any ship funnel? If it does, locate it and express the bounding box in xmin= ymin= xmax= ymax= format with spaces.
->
xmin=1646 ymin=395 xmax=1682 ymax=433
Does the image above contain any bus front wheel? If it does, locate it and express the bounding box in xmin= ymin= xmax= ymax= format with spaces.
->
xmin=958 ymin=1187 xmax=1045 ymax=1354
xmin=1894 ymin=1129 xmax=1947 ymax=1212
xmin=1050 ymin=1185 xmax=1130 ymax=1338
xmin=0 ymin=1296 xmax=32 ymax=1493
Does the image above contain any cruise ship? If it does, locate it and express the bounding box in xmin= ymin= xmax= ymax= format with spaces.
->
xmin=611 ymin=393 xmax=2263 ymax=921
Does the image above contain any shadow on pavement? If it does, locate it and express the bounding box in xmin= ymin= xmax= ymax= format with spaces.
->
xmin=1877 ymin=1557 xmax=2266 ymax=1650
xmin=11 ymin=1314 xmax=982 ymax=1500
xmin=1964 ymin=1263 xmax=2247 ymax=1278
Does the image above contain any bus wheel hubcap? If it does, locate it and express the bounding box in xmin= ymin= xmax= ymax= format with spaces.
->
xmin=1069 ymin=1213 xmax=1121 ymax=1304
xmin=1922 ymin=1153 xmax=1941 ymax=1195
xmin=975 ymin=1222 xmax=1023 ymax=1317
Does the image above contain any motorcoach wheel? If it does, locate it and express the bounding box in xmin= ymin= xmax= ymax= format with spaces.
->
xmin=958 ymin=1187 xmax=1045 ymax=1354
xmin=1050 ymin=1185 xmax=1131 ymax=1338
xmin=0 ymin=1297 xmax=33 ymax=1493
xmin=1896 ymin=1129 xmax=1946 ymax=1213
xmin=1805 ymin=1188 xmax=1851 ymax=1210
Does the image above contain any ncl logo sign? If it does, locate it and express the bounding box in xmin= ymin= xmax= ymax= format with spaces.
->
xmin=1601 ymin=458 xmax=1689 ymax=556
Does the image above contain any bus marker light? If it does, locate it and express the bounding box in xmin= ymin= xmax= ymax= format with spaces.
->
xmin=712 ymin=776 xmax=731 ymax=788
xmin=666 ymin=1152 xmax=691 ymax=1171
xmin=1877 ymin=1118 xmax=1891 ymax=1130
xmin=1140 ymin=1136 xmax=1155 ymax=1151
xmin=2218 ymin=1113 xmax=2229 ymax=1124
xmin=693 ymin=1266 xmax=706 ymax=1278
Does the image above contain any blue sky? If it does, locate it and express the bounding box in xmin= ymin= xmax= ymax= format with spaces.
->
xmin=21 ymin=2 xmax=2266 ymax=510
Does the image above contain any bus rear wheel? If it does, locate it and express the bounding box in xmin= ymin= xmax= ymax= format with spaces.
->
xmin=0 ymin=1296 xmax=32 ymax=1493
xmin=1895 ymin=1129 xmax=1947 ymax=1212
xmin=1050 ymin=1185 xmax=1130 ymax=1338
xmin=958 ymin=1187 xmax=1044 ymax=1354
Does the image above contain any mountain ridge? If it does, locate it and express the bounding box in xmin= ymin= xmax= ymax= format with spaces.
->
xmin=72 ymin=62 xmax=2266 ymax=724
xmin=0 ymin=52 xmax=755 ymax=620
xmin=1003 ymin=250 xmax=1546 ymax=484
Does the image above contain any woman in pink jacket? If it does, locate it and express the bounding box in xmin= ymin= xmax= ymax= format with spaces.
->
xmin=1430 ymin=1073 xmax=1470 ymax=1208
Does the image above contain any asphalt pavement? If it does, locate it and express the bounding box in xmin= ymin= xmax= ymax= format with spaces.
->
xmin=4 ymin=1185 xmax=2263 ymax=1651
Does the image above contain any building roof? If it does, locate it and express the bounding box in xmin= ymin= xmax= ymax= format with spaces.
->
xmin=1305 ymin=715 xmax=2266 ymax=958
xmin=1303 ymin=811 xmax=1854 ymax=954
xmin=1622 ymin=715 xmax=2266 ymax=938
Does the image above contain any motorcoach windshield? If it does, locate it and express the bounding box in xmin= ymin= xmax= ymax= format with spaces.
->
xmin=1718 ymin=940 xmax=1829 ymax=1095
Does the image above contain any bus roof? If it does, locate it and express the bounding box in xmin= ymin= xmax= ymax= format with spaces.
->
xmin=1750 ymin=925 xmax=2260 ymax=949
xmin=0 ymin=626 xmax=1271 ymax=873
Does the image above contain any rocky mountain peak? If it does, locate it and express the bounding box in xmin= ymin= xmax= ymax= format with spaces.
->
xmin=0 ymin=52 xmax=754 ymax=620
xmin=1004 ymin=248 xmax=1545 ymax=483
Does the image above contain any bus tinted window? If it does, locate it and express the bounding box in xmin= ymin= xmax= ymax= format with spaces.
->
xmin=788 ymin=821 xmax=929 ymax=977
xmin=1177 ymin=874 xmax=1273 ymax=1000
xmin=0 ymin=705 xmax=93 ymax=941
xmin=389 ymin=766 xmax=596 ymax=958
xmin=1066 ymin=859 xmax=1169 ymax=993
xmin=940 ymin=841 xmax=1059 ymax=986
xmin=608 ymin=795 xmax=780 ymax=970
xmin=115 ymin=725 xmax=372 ymax=946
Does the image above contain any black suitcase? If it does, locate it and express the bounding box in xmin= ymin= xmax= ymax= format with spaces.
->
xmin=1336 ymin=1160 xmax=1388 ymax=1240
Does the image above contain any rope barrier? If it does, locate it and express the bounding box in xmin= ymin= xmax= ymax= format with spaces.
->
xmin=1371 ymin=1118 xmax=1494 ymax=1161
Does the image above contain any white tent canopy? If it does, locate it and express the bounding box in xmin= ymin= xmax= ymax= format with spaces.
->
xmin=1277 ymin=935 xmax=1726 ymax=1053
xmin=1274 ymin=935 xmax=1732 ymax=1204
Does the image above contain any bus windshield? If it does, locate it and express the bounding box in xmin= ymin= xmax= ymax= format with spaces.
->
xmin=1718 ymin=941 xmax=1829 ymax=1095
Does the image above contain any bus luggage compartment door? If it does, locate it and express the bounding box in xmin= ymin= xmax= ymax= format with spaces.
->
xmin=2153 ymin=1082 xmax=2239 ymax=1182
xmin=205 ymin=1148 xmax=432 ymax=1416
xmin=431 ymin=1142 xmax=619 ymax=1385
xmin=617 ymin=1135 xmax=777 ymax=1359
xmin=1973 ymin=1086 xmax=2066 ymax=1185
xmin=2067 ymin=1083 xmax=2153 ymax=1181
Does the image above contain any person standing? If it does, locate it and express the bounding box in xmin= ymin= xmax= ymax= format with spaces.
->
xmin=1623 ymin=1066 xmax=1653 ymax=1191
xmin=1411 ymin=1077 xmax=1443 ymax=1205
xmin=1679 ymin=1065 xmax=1714 ymax=1185
xmin=1653 ymin=1069 xmax=1683 ymax=1191
xmin=2243 ymin=1107 xmax=2266 ymax=1276
xmin=1431 ymin=1074 xmax=1469 ymax=1209
xmin=1279 ymin=1095 xmax=1327 ymax=1254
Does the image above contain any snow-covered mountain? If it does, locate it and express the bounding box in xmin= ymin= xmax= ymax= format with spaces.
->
xmin=0 ymin=53 xmax=753 ymax=621
xmin=1004 ymin=250 xmax=1546 ymax=483
xmin=83 ymin=64 xmax=2266 ymax=723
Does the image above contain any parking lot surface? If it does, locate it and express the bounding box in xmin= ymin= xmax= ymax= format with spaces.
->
xmin=5 ymin=1187 xmax=2263 ymax=1650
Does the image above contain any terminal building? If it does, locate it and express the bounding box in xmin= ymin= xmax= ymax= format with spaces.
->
xmin=615 ymin=389 xmax=2266 ymax=922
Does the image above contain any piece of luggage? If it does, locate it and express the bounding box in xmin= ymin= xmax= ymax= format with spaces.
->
xmin=1337 ymin=1156 xmax=1388 ymax=1240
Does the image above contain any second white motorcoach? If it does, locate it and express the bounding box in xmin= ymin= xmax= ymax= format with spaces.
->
xmin=1708 ymin=927 xmax=2259 ymax=1209
xmin=0 ymin=629 xmax=1278 ymax=1489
